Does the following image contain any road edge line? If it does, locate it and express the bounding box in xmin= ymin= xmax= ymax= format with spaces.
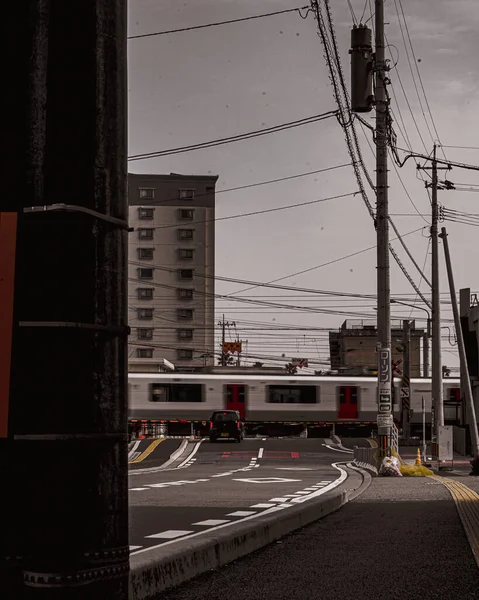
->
xmin=129 ymin=471 xmax=368 ymax=599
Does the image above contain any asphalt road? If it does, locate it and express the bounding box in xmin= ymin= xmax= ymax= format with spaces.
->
xmin=157 ymin=477 xmax=479 ymax=600
xmin=129 ymin=438 xmax=354 ymax=553
xmin=129 ymin=439 xmax=182 ymax=470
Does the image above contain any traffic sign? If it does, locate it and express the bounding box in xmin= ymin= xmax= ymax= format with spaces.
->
xmin=377 ymin=414 xmax=393 ymax=427
xmin=379 ymin=403 xmax=392 ymax=413
xmin=222 ymin=342 xmax=242 ymax=353
xmin=291 ymin=358 xmax=309 ymax=368
xmin=400 ymin=388 xmax=410 ymax=398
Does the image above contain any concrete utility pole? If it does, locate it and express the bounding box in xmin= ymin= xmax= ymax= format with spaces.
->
xmin=430 ymin=146 xmax=444 ymax=439
xmin=374 ymin=0 xmax=393 ymax=454
xmin=417 ymin=145 xmax=451 ymax=450
xmin=3 ymin=2 xmax=129 ymax=597
xmin=440 ymin=228 xmax=479 ymax=457
xmin=402 ymin=319 xmax=411 ymax=439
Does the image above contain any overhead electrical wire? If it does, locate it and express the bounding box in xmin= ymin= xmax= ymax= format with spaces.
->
xmin=128 ymin=111 xmax=338 ymax=161
xmin=309 ymin=0 xmax=431 ymax=309
xmin=143 ymin=191 xmax=358 ymax=230
xmin=130 ymin=163 xmax=352 ymax=208
xmin=128 ymin=6 xmax=311 ymax=39
xmin=396 ymin=0 xmax=447 ymax=161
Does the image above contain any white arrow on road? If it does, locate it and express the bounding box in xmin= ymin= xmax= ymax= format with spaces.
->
xmin=232 ymin=477 xmax=301 ymax=484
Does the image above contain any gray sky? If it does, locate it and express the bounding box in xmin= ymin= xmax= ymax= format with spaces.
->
xmin=128 ymin=0 xmax=479 ymax=370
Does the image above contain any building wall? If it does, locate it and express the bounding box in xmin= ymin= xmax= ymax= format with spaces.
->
xmin=329 ymin=324 xmax=423 ymax=377
xmin=128 ymin=173 xmax=217 ymax=370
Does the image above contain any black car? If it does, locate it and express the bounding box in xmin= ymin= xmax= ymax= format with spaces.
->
xmin=209 ymin=410 xmax=244 ymax=443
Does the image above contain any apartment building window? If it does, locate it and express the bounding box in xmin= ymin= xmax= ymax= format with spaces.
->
xmin=137 ymin=348 xmax=153 ymax=358
xmin=178 ymin=248 xmax=194 ymax=260
xmin=139 ymin=247 xmax=154 ymax=260
xmin=138 ymin=308 xmax=153 ymax=320
xmin=178 ymin=209 xmax=194 ymax=220
xmin=179 ymin=189 xmax=195 ymax=200
xmin=138 ymin=228 xmax=154 ymax=240
xmin=138 ymin=288 xmax=154 ymax=300
xmin=178 ymin=349 xmax=194 ymax=360
xmin=178 ymin=288 xmax=194 ymax=300
xmin=139 ymin=268 xmax=153 ymax=279
xmin=138 ymin=207 xmax=154 ymax=219
xmin=179 ymin=269 xmax=194 ymax=280
xmin=137 ymin=328 xmax=154 ymax=340
xmin=178 ymin=308 xmax=194 ymax=320
xmin=178 ymin=229 xmax=194 ymax=241
xmin=139 ymin=188 xmax=155 ymax=199
xmin=178 ymin=328 xmax=194 ymax=340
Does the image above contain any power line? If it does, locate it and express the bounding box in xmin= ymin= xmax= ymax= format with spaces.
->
xmin=128 ymin=6 xmax=310 ymax=39
xmin=128 ymin=111 xmax=338 ymax=162
xmin=129 ymin=163 xmax=351 ymax=208
xmin=396 ymin=0 xmax=447 ymax=160
xmin=441 ymin=145 xmax=479 ymax=151
xmin=143 ymin=191 xmax=358 ymax=229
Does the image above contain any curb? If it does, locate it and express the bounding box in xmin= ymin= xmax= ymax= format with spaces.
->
xmin=130 ymin=490 xmax=349 ymax=599
xmin=346 ymin=462 xmax=375 ymax=493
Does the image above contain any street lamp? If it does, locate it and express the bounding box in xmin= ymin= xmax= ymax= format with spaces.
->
xmin=391 ymin=299 xmax=431 ymax=378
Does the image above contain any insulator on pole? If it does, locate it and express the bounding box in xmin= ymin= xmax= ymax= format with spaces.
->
xmin=349 ymin=24 xmax=374 ymax=113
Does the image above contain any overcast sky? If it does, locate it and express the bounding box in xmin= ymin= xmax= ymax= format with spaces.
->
xmin=128 ymin=0 xmax=479 ymax=369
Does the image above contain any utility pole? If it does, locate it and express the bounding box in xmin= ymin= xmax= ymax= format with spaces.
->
xmin=440 ymin=228 xmax=479 ymax=457
xmin=417 ymin=145 xmax=451 ymax=452
xmin=221 ymin=314 xmax=226 ymax=366
xmin=402 ymin=319 xmax=411 ymax=439
xmin=3 ymin=2 xmax=129 ymax=597
xmin=375 ymin=0 xmax=393 ymax=454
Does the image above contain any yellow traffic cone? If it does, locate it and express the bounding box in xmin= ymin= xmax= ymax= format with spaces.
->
xmin=415 ymin=447 xmax=422 ymax=466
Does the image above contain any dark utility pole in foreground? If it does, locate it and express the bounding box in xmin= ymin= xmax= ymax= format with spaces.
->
xmin=2 ymin=2 xmax=129 ymax=598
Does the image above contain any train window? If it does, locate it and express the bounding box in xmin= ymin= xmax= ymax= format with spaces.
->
xmin=339 ymin=386 xmax=359 ymax=403
xmin=150 ymin=383 xmax=203 ymax=402
xmin=448 ymin=388 xmax=460 ymax=403
xmin=267 ymin=385 xmax=317 ymax=404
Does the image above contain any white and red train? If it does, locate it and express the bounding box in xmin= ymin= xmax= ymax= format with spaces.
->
xmin=128 ymin=373 xmax=462 ymax=435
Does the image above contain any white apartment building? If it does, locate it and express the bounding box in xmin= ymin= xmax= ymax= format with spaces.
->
xmin=128 ymin=173 xmax=217 ymax=371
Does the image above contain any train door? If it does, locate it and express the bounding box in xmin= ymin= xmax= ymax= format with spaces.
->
xmin=226 ymin=384 xmax=246 ymax=419
xmin=338 ymin=386 xmax=359 ymax=419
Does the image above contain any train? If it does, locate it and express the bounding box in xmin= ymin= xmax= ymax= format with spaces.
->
xmin=128 ymin=373 xmax=462 ymax=437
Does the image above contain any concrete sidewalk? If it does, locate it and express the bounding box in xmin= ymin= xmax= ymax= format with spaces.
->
xmin=157 ymin=476 xmax=479 ymax=600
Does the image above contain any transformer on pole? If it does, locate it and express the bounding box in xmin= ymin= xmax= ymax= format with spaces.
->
xmin=349 ymin=25 xmax=374 ymax=113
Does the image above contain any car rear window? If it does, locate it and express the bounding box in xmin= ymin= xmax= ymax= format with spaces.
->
xmin=212 ymin=412 xmax=237 ymax=422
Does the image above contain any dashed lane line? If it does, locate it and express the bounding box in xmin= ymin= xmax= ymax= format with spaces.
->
xmin=128 ymin=439 xmax=165 ymax=464
xmin=432 ymin=475 xmax=479 ymax=568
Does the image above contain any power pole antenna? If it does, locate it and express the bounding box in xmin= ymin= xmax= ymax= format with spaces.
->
xmin=374 ymin=0 xmax=393 ymax=456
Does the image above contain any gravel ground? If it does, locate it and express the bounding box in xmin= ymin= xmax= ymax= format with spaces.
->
xmin=158 ymin=477 xmax=479 ymax=600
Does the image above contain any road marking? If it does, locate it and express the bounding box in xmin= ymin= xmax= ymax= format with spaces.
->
xmin=323 ymin=444 xmax=353 ymax=454
xmin=289 ymin=464 xmax=347 ymax=504
xmin=232 ymin=477 xmax=301 ymax=484
xmin=276 ymin=467 xmax=314 ymax=471
xmin=132 ymin=505 xmax=289 ymax=556
xmin=129 ymin=545 xmax=143 ymax=551
xmin=250 ymin=503 xmax=276 ymax=508
xmin=431 ymin=475 xmax=479 ymax=567
xmin=129 ymin=438 xmax=165 ymax=464
xmin=176 ymin=439 xmax=204 ymax=468
xmin=129 ymin=439 xmax=189 ymax=474
xmin=291 ymin=452 xmax=299 ymax=459
xmin=128 ymin=440 xmax=142 ymax=461
xmin=226 ymin=511 xmax=257 ymax=517
xmin=146 ymin=530 xmax=194 ymax=539
xmin=193 ymin=519 xmax=230 ymax=526
xmin=129 ymin=487 xmax=148 ymax=491
xmin=258 ymin=447 xmax=264 ymax=459
xmin=269 ymin=497 xmax=290 ymax=502
xmin=293 ymin=491 xmax=311 ymax=495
